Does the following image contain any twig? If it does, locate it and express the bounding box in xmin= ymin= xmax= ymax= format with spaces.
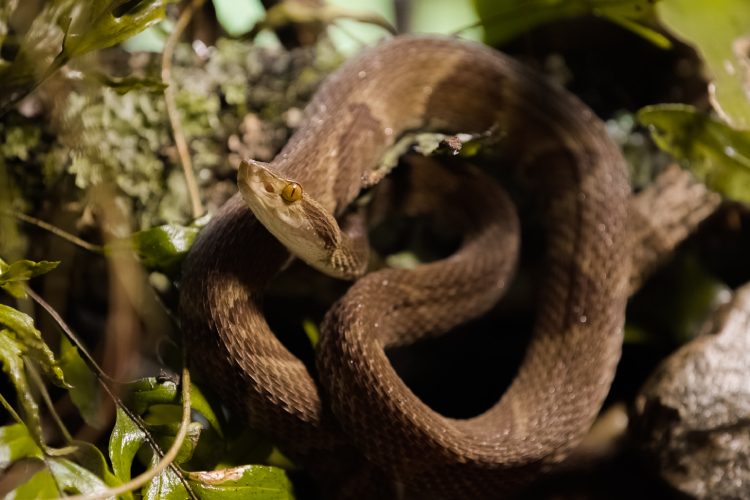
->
xmin=48 ymin=352 xmax=193 ymax=500
xmin=162 ymin=0 xmax=207 ymax=220
xmin=24 ymin=285 xmax=196 ymax=498
xmin=0 ymin=392 xmax=23 ymax=424
xmin=0 ymin=209 xmax=104 ymax=255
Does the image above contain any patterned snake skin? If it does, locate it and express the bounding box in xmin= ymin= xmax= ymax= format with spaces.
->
xmin=179 ymin=35 xmax=631 ymax=499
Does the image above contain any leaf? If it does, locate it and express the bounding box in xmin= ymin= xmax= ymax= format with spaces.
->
xmin=73 ymin=441 xmax=131 ymax=500
xmin=0 ymin=304 xmax=70 ymax=389
xmin=58 ymin=336 xmax=100 ymax=427
xmin=187 ymin=465 xmax=294 ymax=500
xmin=638 ymin=104 xmax=750 ymax=202
xmin=0 ymin=423 xmax=43 ymax=473
xmin=143 ymin=405 xmax=202 ymax=465
xmin=47 ymin=457 xmax=115 ymax=499
xmin=109 ymin=408 xmax=146 ymax=485
xmin=5 ymin=467 xmax=59 ymax=500
xmin=61 ymin=0 xmax=178 ymax=62
xmin=0 ymin=259 xmax=58 ymax=299
xmin=141 ymin=454 xmax=190 ymax=500
xmin=0 ymin=332 xmax=44 ymax=450
xmin=474 ymin=0 xmax=668 ymax=48
xmin=90 ymin=72 xmax=168 ymax=95
xmin=109 ymin=224 xmax=201 ymax=275
xmin=656 ymin=0 xmax=750 ymax=130
xmin=126 ymin=377 xmax=225 ymax=436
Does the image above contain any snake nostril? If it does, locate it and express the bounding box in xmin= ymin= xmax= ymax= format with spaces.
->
xmin=264 ymin=183 xmax=275 ymax=193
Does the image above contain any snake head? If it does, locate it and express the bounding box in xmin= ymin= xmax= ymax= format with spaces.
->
xmin=238 ymin=159 xmax=307 ymax=229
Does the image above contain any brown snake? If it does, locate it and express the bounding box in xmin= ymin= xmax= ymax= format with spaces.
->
xmin=179 ymin=35 xmax=631 ymax=499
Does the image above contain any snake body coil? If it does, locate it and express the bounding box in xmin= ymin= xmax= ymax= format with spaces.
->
xmin=179 ymin=35 xmax=631 ymax=499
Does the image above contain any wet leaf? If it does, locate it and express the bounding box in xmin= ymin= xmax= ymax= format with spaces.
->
xmin=0 ymin=304 xmax=70 ymax=389
xmin=141 ymin=454 xmax=190 ymax=500
xmin=58 ymin=336 xmax=100 ymax=427
xmin=639 ymin=104 xmax=750 ymax=202
xmin=0 ymin=423 xmax=43 ymax=473
xmin=474 ymin=0 xmax=668 ymax=48
xmin=109 ymin=408 xmax=146 ymax=485
xmin=5 ymin=467 xmax=59 ymax=500
xmin=656 ymin=0 xmax=750 ymax=130
xmin=187 ymin=465 xmax=294 ymax=500
xmin=61 ymin=0 xmax=178 ymax=61
xmin=90 ymin=72 xmax=168 ymax=95
xmin=47 ymin=457 xmax=115 ymax=499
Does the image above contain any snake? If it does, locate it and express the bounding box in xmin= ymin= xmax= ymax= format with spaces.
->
xmin=179 ymin=34 xmax=631 ymax=499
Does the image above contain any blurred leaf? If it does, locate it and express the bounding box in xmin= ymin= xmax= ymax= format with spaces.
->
xmin=58 ymin=336 xmax=100 ymax=427
xmin=110 ymin=224 xmax=201 ymax=275
xmin=657 ymin=0 xmax=750 ymax=130
xmin=639 ymin=104 xmax=750 ymax=202
xmin=73 ymin=441 xmax=132 ymax=500
xmin=0 ymin=259 xmax=58 ymax=299
xmin=0 ymin=331 xmax=44 ymax=450
xmin=141 ymin=453 xmax=190 ymax=500
xmin=126 ymin=377 xmax=225 ymax=436
xmin=0 ymin=0 xmax=19 ymax=56
xmin=474 ymin=0 xmax=669 ymax=48
xmin=187 ymin=465 xmax=294 ymax=500
xmin=0 ymin=304 xmax=70 ymax=389
xmin=61 ymin=0 xmax=178 ymax=61
xmin=47 ymin=457 xmax=115 ymax=499
xmin=143 ymin=405 xmax=202 ymax=465
xmin=5 ymin=467 xmax=59 ymax=500
xmin=90 ymin=72 xmax=168 ymax=95
xmin=302 ymin=319 xmax=319 ymax=348
xmin=109 ymin=408 xmax=146 ymax=485
xmin=0 ymin=423 xmax=43 ymax=473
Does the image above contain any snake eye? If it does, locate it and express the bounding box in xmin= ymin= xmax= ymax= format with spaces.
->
xmin=281 ymin=183 xmax=302 ymax=202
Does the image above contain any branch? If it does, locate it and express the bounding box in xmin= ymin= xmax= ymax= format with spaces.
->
xmin=0 ymin=209 xmax=104 ymax=255
xmin=162 ymin=0 xmax=207 ymax=220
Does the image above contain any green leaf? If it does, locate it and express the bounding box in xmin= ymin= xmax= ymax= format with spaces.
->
xmin=0 ymin=260 xmax=59 ymax=287
xmin=5 ymin=467 xmax=59 ymax=500
xmin=109 ymin=224 xmax=201 ymax=275
xmin=0 ymin=423 xmax=43 ymax=473
xmin=73 ymin=441 xmax=132 ymax=500
xmin=61 ymin=0 xmax=178 ymax=62
xmin=141 ymin=454 xmax=190 ymax=500
xmin=638 ymin=104 xmax=750 ymax=202
xmin=0 ymin=259 xmax=27 ymax=299
xmin=58 ymin=336 xmax=100 ymax=427
xmin=187 ymin=465 xmax=294 ymax=500
xmin=109 ymin=408 xmax=146 ymax=485
xmin=143 ymin=405 xmax=202 ymax=465
xmin=474 ymin=0 xmax=668 ymax=48
xmin=90 ymin=72 xmax=169 ymax=95
xmin=0 ymin=304 xmax=70 ymax=389
xmin=126 ymin=377 xmax=225 ymax=436
xmin=47 ymin=457 xmax=115 ymax=499
xmin=656 ymin=0 xmax=750 ymax=130
xmin=0 ymin=332 xmax=44 ymax=450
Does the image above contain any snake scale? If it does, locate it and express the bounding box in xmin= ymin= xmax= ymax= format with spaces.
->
xmin=179 ymin=35 xmax=631 ymax=499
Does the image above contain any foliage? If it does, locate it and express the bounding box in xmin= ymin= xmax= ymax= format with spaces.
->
xmin=639 ymin=104 xmax=750 ymax=203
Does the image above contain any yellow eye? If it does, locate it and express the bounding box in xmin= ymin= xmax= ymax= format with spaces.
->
xmin=281 ymin=183 xmax=302 ymax=202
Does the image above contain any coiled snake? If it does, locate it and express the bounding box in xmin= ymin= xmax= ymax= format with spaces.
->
xmin=179 ymin=35 xmax=631 ymax=499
